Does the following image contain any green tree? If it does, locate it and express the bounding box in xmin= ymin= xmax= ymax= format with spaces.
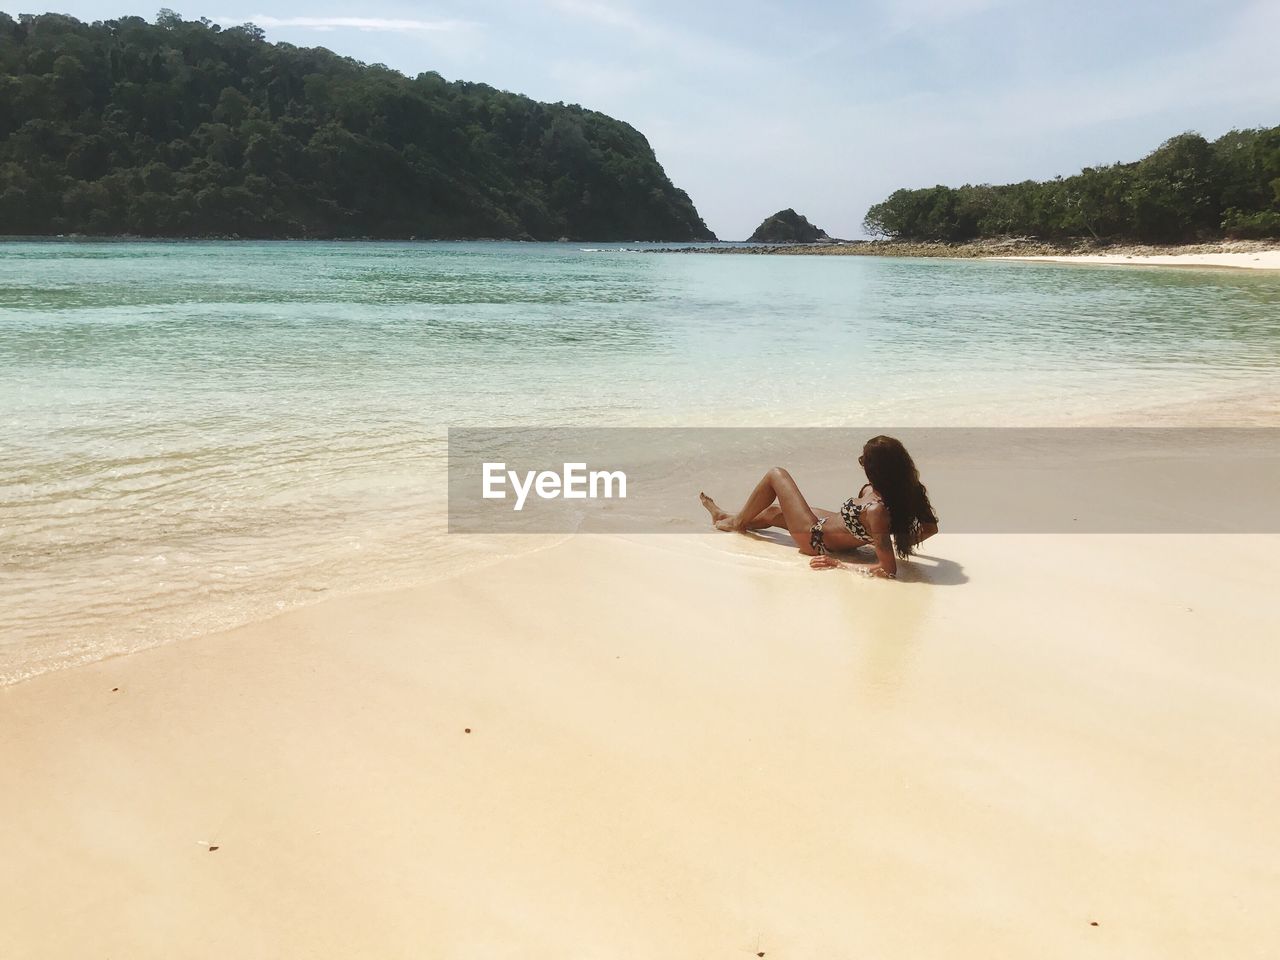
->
xmin=863 ymin=126 xmax=1280 ymax=242
xmin=0 ymin=11 xmax=716 ymax=240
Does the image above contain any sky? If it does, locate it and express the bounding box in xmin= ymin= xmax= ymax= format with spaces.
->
xmin=25 ymin=0 xmax=1280 ymax=239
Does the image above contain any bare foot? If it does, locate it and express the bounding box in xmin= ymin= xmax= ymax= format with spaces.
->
xmin=714 ymin=516 xmax=742 ymax=532
xmin=699 ymin=491 xmax=730 ymax=524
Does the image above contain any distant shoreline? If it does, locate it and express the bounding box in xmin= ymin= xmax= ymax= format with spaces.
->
xmin=991 ymin=250 xmax=1280 ymax=271
xmin=4 ymin=234 xmax=1278 ymax=268
xmin=644 ymin=237 xmax=1280 ymax=268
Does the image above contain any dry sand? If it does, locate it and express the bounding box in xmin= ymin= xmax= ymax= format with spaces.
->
xmin=992 ymin=250 xmax=1280 ymax=270
xmin=4 ymin=528 xmax=1279 ymax=957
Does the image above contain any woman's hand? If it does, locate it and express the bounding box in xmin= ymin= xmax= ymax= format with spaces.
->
xmin=810 ymin=556 xmax=897 ymax=578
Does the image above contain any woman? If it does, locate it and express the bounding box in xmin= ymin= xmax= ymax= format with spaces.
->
xmin=699 ymin=435 xmax=938 ymax=579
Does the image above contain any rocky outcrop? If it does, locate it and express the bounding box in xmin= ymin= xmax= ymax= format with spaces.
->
xmin=747 ymin=209 xmax=830 ymax=243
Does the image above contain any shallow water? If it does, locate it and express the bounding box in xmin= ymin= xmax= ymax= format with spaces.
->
xmin=2 ymin=240 xmax=1278 ymax=681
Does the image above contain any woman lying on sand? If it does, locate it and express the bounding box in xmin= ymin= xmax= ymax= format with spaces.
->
xmin=699 ymin=435 xmax=938 ymax=579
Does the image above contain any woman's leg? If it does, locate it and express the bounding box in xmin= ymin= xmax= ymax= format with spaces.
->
xmin=747 ymin=505 xmax=785 ymax=529
xmin=700 ymin=493 xmax=782 ymax=530
xmin=705 ymin=468 xmax=822 ymax=552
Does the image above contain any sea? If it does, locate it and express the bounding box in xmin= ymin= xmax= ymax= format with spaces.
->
xmin=2 ymin=239 xmax=1278 ymax=682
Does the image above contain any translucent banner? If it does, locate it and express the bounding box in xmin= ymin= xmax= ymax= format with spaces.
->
xmin=448 ymin=428 xmax=1280 ymax=534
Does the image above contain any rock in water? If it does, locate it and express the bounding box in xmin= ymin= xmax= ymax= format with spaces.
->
xmin=747 ymin=209 xmax=831 ymax=243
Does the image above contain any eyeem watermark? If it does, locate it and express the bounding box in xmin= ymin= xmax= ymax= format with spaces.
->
xmin=482 ymin=462 xmax=627 ymax=511
xmin=449 ymin=427 xmax=1280 ymax=534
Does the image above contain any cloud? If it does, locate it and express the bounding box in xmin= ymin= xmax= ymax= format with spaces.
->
xmin=228 ymin=15 xmax=476 ymax=33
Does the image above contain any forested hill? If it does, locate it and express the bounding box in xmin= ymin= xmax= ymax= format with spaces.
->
xmin=0 ymin=11 xmax=717 ymax=241
xmin=864 ymin=127 xmax=1280 ymax=243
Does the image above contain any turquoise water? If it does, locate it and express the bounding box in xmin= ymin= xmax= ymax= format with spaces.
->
xmin=2 ymin=240 xmax=1278 ymax=681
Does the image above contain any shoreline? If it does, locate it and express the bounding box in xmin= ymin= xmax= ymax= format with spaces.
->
xmin=7 ymin=387 xmax=1280 ymax=689
xmin=992 ymin=250 xmax=1280 ymax=270
xmin=644 ymin=237 xmax=1280 ymax=268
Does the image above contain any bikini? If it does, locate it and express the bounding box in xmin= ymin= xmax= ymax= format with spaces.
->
xmin=809 ymin=484 xmax=882 ymax=555
xmin=841 ymin=494 xmax=878 ymax=542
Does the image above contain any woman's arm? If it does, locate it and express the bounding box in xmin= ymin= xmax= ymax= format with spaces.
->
xmin=869 ymin=533 xmax=897 ymax=579
xmin=860 ymin=502 xmax=896 ymax=578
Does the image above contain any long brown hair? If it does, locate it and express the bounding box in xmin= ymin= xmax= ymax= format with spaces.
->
xmin=861 ymin=435 xmax=936 ymax=559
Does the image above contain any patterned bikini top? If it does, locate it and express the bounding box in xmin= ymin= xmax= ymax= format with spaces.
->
xmin=840 ymin=484 xmax=882 ymax=542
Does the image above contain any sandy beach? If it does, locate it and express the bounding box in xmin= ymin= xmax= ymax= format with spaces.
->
xmin=991 ymin=250 xmax=1280 ymax=270
xmin=647 ymin=240 xmax=1280 ymax=268
xmin=4 ymin=524 xmax=1279 ymax=957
